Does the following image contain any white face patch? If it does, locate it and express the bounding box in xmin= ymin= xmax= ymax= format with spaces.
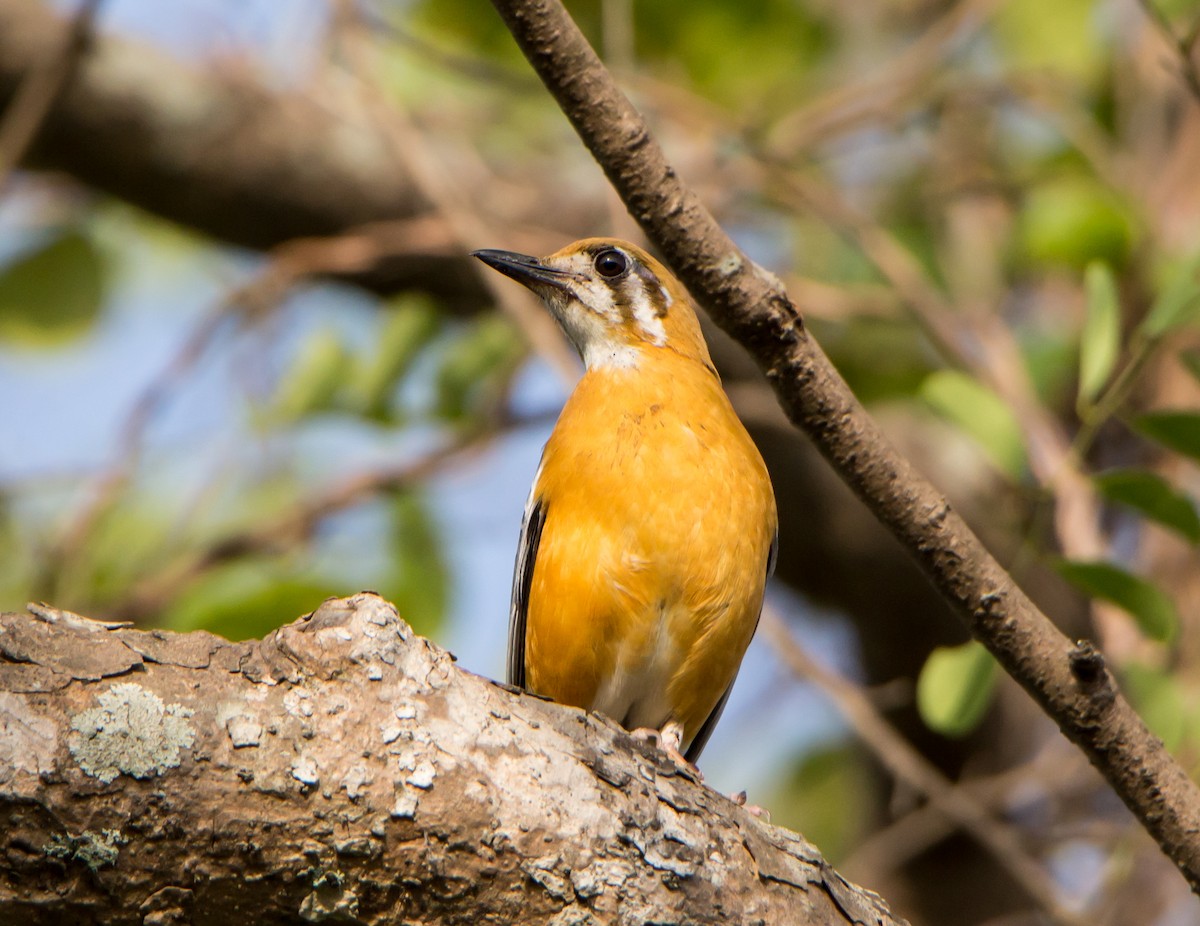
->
xmin=628 ymin=272 xmax=667 ymax=347
xmin=582 ymin=342 xmax=642 ymax=370
xmin=536 ymin=247 xmax=667 ymax=370
xmin=544 ymin=283 xmax=639 ymax=370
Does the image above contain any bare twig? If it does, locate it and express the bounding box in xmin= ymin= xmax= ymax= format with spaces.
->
xmin=766 ymin=0 xmax=1003 ymax=155
xmin=1136 ymin=0 xmax=1200 ymax=104
xmin=113 ymin=426 xmax=507 ymax=621
xmin=764 ymin=611 xmax=1088 ymax=926
xmin=0 ymin=0 xmax=101 ymax=190
xmin=488 ymin=0 xmax=1200 ymax=892
xmin=842 ymin=747 xmax=1094 ymax=879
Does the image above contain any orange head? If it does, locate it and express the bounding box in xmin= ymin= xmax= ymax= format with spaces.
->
xmin=473 ymin=238 xmax=713 ymax=372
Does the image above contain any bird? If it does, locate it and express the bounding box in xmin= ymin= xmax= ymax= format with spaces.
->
xmin=472 ymin=238 xmax=777 ymax=764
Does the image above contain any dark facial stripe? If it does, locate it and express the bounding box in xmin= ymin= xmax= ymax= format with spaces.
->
xmin=633 ymin=263 xmax=670 ymax=318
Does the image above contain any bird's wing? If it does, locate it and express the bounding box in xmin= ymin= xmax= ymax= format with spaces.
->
xmin=508 ymin=487 xmax=547 ymax=689
xmin=685 ymin=528 xmax=778 ymax=763
xmin=684 ymin=676 xmax=734 ymax=763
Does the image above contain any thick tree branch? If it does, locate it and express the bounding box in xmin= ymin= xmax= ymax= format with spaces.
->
xmin=0 ymin=0 xmax=101 ymax=189
xmin=0 ymin=0 xmax=482 ymax=304
xmin=486 ymin=0 xmax=1200 ymax=893
xmin=0 ymin=595 xmax=905 ymax=925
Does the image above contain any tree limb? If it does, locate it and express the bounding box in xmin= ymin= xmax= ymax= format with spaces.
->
xmin=0 ymin=594 xmax=905 ymax=925
xmin=0 ymin=0 xmax=482 ymax=304
xmin=0 ymin=0 xmax=101 ymax=189
xmin=486 ymin=0 xmax=1200 ymax=894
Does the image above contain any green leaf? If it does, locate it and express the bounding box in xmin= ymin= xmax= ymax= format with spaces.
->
xmin=1122 ymin=663 xmax=1188 ymax=752
xmin=1134 ymin=411 xmax=1200 ymax=464
xmin=1055 ymin=560 xmax=1178 ymax=642
xmin=920 ymin=370 xmax=1027 ymax=479
xmin=1078 ymin=261 xmax=1121 ymax=405
xmin=993 ymin=0 xmax=1101 ymax=82
xmin=435 ymin=315 xmax=525 ymax=421
xmin=1012 ymin=177 xmax=1135 ymax=271
xmin=270 ymin=328 xmax=349 ymax=422
xmin=767 ymin=740 xmax=872 ymax=861
xmin=1093 ymin=468 xmax=1200 ymax=543
xmin=378 ymin=491 xmax=448 ymax=637
xmin=917 ymin=641 xmax=998 ymax=737
xmin=1022 ymin=328 xmax=1076 ymax=409
xmin=346 ymin=297 xmax=441 ymax=420
xmin=0 ymin=230 xmax=107 ymax=345
xmin=1141 ymin=254 xmax=1200 ymax=339
xmin=821 ymin=315 xmax=935 ymax=404
xmin=164 ymin=561 xmax=343 ymax=641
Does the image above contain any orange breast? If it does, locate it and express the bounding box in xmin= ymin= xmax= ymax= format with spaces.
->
xmin=524 ymin=349 xmax=776 ymax=747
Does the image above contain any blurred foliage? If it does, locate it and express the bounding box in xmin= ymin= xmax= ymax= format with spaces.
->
xmin=346 ymin=300 xmax=443 ymax=422
xmin=161 ymin=490 xmax=447 ymax=641
xmin=1078 ymin=261 xmax=1121 ymax=406
xmin=1135 ymin=410 xmax=1200 ymax=463
xmin=919 ymin=370 xmax=1028 ymax=480
xmin=0 ymin=204 xmax=486 ymax=640
xmin=1122 ymin=662 xmax=1193 ymax=755
xmin=1093 ymin=468 xmax=1200 ymax=543
xmin=377 ymin=490 xmax=449 ymax=632
xmin=415 ymin=0 xmax=837 ymax=112
xmin=812 ymin=315 xmax=935 ymax=405
xmin=1056 ymin=559 xmax=1179 ymax=643
xmin=917 ymin=641 xmax=999 ymax=738
xmin=165 ymin=563 xmax=347 ymax=642
xmin=269 ymin=296 xmax=444 ymax=425
xmin=0 ymin=228 xmax=108 ymax=345
xmin=1011 ymin=176 xmax=1137 ymax=271
xmin=1143 ymin=253 xmax=1200 ymax=339
xmin=766 ymin=739 xmax=873 ymax=864
xmin=633 ymin=0 xmax=836 ymax=111
xmin=434 ymin=314 xmax=526 ymax=421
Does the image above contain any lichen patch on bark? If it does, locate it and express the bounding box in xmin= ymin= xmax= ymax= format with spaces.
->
xmin=68 ymin=682 xmax=196 ymax=783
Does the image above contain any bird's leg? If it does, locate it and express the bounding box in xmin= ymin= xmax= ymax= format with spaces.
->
xmin=630 ymin=721 xmax=702 ymax=778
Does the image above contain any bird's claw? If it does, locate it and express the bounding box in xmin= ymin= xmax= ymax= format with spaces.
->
xmin=730 ymin=790 xmax=769 ymax=819
xmin=631 ymin=721 xmax=703 ymax=779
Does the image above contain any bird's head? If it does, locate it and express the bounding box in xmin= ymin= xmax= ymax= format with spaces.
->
xmin=472 ymin=238 xmax=713 ymax=372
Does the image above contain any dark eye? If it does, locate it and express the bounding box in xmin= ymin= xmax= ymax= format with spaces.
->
xmin=593 ymin=248 xmax=628 ymax=278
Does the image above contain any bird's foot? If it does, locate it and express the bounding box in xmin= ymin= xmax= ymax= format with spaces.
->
xmin=730 ymin=790 xmax=770 ymax=820
xmin=630 ymin=721 xmax=702 ymax=779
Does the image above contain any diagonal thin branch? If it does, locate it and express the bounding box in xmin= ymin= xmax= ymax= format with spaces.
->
xmin=488 ymin=0 xmax=1200 ymax=894
xmin=1136 ymin=0 xmax=1200 ymax=104
xmin=113 ymin=423 xmax=513 ymax=621
xmin=764 ymin=610 xmax=1087 ymax=926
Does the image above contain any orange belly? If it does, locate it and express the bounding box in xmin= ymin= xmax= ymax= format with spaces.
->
xmin=523 ymin=352 xmax=776 ymax=748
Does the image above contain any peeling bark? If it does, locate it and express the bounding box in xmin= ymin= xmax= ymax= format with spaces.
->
xmin=0 ymin=594 xmax=906 ymax=925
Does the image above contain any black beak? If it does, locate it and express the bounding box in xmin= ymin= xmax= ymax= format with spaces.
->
xmin=472 ymin=249 xmax=574 ymax=293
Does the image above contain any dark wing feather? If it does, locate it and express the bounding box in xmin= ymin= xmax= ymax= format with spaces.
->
xmin=684 ymin=677 xmax=735 ymax=763
xmin=685 ymin=528 xmax=778 ymax=763
xmin=507 ymin=493 xmax=546 ymax=689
